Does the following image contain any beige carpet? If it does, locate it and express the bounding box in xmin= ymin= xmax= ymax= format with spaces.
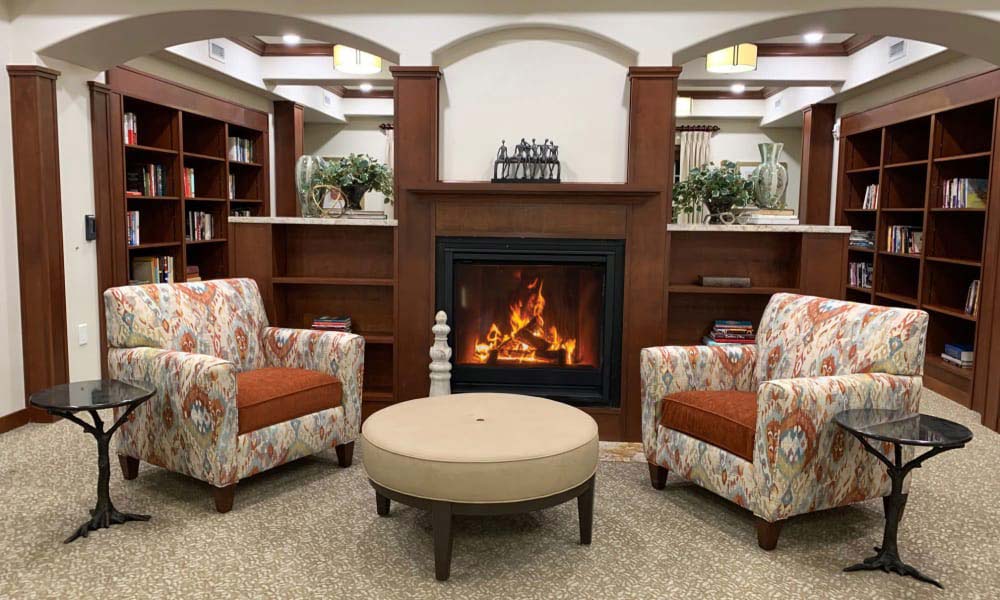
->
xmin=1 ymin=390 xmax=997 ymax=599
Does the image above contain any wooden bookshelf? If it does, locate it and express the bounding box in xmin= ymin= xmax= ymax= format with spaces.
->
xmin=102 ymin=67 xmax=270 ymax=287
xmin=230 ymin=220 xmax=398 ymax=421
xmin=836 ymin=73 xmax=998 ymax=412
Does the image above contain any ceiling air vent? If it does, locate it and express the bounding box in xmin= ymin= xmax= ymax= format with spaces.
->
xmin=209 ymin=40 xmax=226 ymax=64
xmin=323 ymin=93 xmax=333 ymax=107
xmin=888 ymin=39 xmax=906 ymax=63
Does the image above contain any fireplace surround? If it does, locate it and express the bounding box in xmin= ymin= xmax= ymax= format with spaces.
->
xmin=436 ymin=237 xmax=625 ymax=407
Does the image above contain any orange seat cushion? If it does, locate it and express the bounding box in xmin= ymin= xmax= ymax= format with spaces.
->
xmin=236 ymin=367 xmax=342 ymax=435
xmin=661 ymin=391 xmax=758 ymax=461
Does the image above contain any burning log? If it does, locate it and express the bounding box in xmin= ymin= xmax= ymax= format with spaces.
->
xmin=514 ymin=318 xmax=550 ymax=351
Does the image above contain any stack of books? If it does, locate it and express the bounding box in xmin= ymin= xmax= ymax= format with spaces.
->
xmin=183 ymin=167 xmax=196 ymax=198
xmin=186 ymin=211 xmax=215 ymax=241
xmin=848 ymin=261 xmax=873 ymax=289
xmin=862 ymin=184 xmax=879 ymax=209
xmin=312 ymin=316 xmax=352 ymax=333
xmin=849 ymin=229 xmax=875 ymax=249
xmin=342 ymin=209 xmax=389 ymax=220
xmin=887 ymin=225 xmax=923 ymax=254
xmin=966 ymin=280 xmax=982 ymax=316
xmin=742 ymin=208 xmax=798 ymax=225
xmin=228 ymin=136 xmax=255 ymax=162
xmin=126 ymin=211 xmax=140 ymax=246
xmin=126 ymin=163 xmax=168 ymax=197
xmin=123 ymin=112 xmax=138 ymax=145
xmin=941 ymin=343 xmax=973 ymax=369
xmin=942 ymin=178 xmax=988 ymax=209
xmin=185 ymin=265 xmax=201 ymax=282
xmin=703 ymin=320 xmax=755 ymax=345
xmin=130 ymin=255 xmax=174 ymax=284
xmin=228 ymin=174 xmax=236 ymax=200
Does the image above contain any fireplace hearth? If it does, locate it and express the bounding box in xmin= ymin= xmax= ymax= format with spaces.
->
xmin=436 ymin=237 xmax=624 ymax=407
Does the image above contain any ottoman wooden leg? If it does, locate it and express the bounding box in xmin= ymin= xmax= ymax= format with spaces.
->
xmin=432 ymin=501 xmax=454 ymax=581
xmin=578 ymin=476 xmax=594 ymax=545
xmin=376 ymin=491 xmax=391 ymax=516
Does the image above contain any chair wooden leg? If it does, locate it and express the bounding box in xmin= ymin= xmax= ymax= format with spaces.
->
xmin=212 ymin=483 xmax=237 ymax=513
xmin=376 ymin=490 xmax=391 ymax=516
xmin=648 ymin=463 xmax=668 ymax=490
xmin=755 ymin=517 xmax=785 ymax=551
xmin=432 ymin=501 xmax=454 ymax=581
xmin=335 ymin=441 xmax=355 ymax=468
xmin=118 ymin=454 xmax=139 ymax=480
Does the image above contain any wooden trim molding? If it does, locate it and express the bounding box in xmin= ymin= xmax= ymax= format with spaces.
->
xmin=7 ymin=65 xmax=69 ymax=423
xmin=263 ymin=43 xmax=333 ymax=57
xmin=679 ymin=89 xmax=765 ymax=100
xmin=342 ymin=88 xmax=394 ymax=99
xmin=757 ymin=36 xmax=883 ymax=58
xmin=229 ymin=36 xmax=266 ymax=55
xmin=842 ymin=34 xmax=882 ymax=55
xmin=0 ymin=409 xmax=30 ymax=434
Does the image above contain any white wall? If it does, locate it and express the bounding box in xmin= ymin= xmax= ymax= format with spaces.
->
xmin=678 ymin=118 xmax=803 ymax=213
xmin=304 ymin=116 xmax=391 ymax=210
xmin=440 ymin=40 xmax=629 ymax=182
xmin=0 ymin=7 xmax=26 ymax=417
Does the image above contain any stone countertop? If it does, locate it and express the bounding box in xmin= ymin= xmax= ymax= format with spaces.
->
xmin=667 ymin=224 xmax=851 ymax=233
xmin=229 ymin=216 xmax=398 ymax=227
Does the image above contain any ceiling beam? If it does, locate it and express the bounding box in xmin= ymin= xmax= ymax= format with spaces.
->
xmin=262 ymin=43 xmax=334 ymax=57
xmin=679 ymin=89 xmax=766 ymax=100
xmin=754 ymin=35 xmax=884 ymax=58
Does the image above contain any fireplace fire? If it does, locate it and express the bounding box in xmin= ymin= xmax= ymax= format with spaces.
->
xmin=437 ymin=237 xmax=624 ymax=407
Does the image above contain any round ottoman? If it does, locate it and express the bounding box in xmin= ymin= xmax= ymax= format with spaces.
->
xmin=361 ymin=392 xmax=599 ymax=580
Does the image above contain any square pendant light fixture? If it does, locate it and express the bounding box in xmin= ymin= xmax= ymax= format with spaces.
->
xmin=333 ymin=44 xmax=383 ymax=75
xmin=706 ymin=43 xmax=758 ymax=74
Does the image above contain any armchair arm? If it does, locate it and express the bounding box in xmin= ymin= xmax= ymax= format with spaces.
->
xmin=108 ymin=347 xmax=239 ymax=487
xmin=754 ymin=372 xmax=922 ymax=522
xmin=640 ymin=345 xmax=757 ymax=461
xmin=261 ymin=327 xmax=365 ymax=439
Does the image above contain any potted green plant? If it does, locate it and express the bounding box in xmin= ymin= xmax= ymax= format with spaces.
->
xmin=321 ymin=153 xmax=394 ymax=211
xmin=673 ymin=160 xmax=754 ymax=223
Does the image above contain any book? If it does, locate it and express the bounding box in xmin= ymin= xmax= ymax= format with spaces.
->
xmin=944 ymin=343 xmax=974 ymax=363
xmin=848 ymin=261 xmax=873 ymax=289
xmin=940 ymin=353 xmax=973 ymax=369
xmin=965 ymin=280 xmax=981 ymax=316
xmin=126 ymin=211 xmax=140 ymax=246
xmin=849 ymin=229 xmax=876 ymax=249
xmin=886 ymin=225 xmax=922 ymax=255
xmin=183 ymin=167 xmax=196 ymax=198
xmin=707 ymin=319 xmax=755 ymax=345
xmin=123 ymin=112 xmax=138 ymax=145
xmin=131 ymin=255 xmax=174 ymax=284
xmin=862 ymin=184 xmax=879 ymax=209
xmin=312 ymin=315 xmax=352 ymax=333
xmin=228 ymin=173 xmax=236 ymax=200
xmin=228 ymin=136 xmax=255 ymax=162
xmin=942 ymin=178 xmax=989 ymax=209
xmin=186 ymin=211 xmax=214 ymax=241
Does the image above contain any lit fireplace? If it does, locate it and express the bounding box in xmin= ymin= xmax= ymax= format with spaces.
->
xmin=437 ymin=237 xmax=624 ymax=407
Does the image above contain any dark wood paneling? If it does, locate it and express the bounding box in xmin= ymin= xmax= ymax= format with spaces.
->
xmin=679 ymin=90 xmax=766 ymax=100
xmin=392 ymin=66 xmax=440 ymax=405
xmin=800 ymin=104 xmax=837 ymax=225
xmin=973 ymin=100 xmax=1000 ymax=429
xmin=800 ymin=233 xmax=848 ymax=298
xmin=757 ymin=42 xmax=847 ymax=57
xmin=0 ymin=408 xmax=30 ymax=434
xmin=7 ymin=65 xmax=68 ymax=423
xmin=434 ymin=201 xmax=628 ymax=238
xmin=229 ymin=223 xmax=274 ymax=319
xmin=273 ymin=101 xmax=304 ymax=216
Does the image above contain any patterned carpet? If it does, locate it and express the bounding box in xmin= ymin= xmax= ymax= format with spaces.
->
xmin=1 ymin=389 xmax=997 ymax=599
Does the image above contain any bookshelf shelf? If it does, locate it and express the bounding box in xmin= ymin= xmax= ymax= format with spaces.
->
xmin=127 ymin=195 xmax=179 ymax=201
xmin=885 ymin=159 xmax=928 ymax=169
xmin=126 ymin=144 xmax=178 ymax=156
xmin=879 ymin=251 xmax=922 ymax=259
xmin=930 ymin=207 xmax=987 ymax=213
xmin=844 ymin=208 xmax=877 ymax=214
xmin=848 ymin=246 xmax=875 ymax=253
xmin=272 ymin=276 xmax=396 ymax=287
xmin=229 ymin=160 xmax=262 ymax=168
xmin=185 ymin=238 xmax=227 ymax=245
xmin=184 ymin=197 xmax=227 ymax=203
xmin=881 ymin=208 xmax=925 ymax=213
xmin=128 ymin=241 xmax=181 ymax=250
xmin=923 ymin=303 xmax=977 ymax=322
xmin=846 ymin=166 xmax=881 ymax=174
xmin=926 ymin=354 xmax=974 ymax=381
xmin=183 ymin=151 xmax=226 ymax=162
xmin=846 ymin=285 xmax=873 ymax=294
xmin=874 ymin=291 xmax=919 ymax=306
xmin=666 ymin=285 xmax=799 ymax=295
xmin=232 ymin=198 xmax=263 ymax=204
xmin=933 ymin=151 xmax=992 ymax=163
xmin=925 ymin=256 xmax=982 ymax=267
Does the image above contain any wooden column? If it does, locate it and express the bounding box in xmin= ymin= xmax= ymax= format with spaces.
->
xmin=273 ymin=101 xmax=304 ymax=216
xmin=623 ymin=67 xmax=680 ymax=440
xmin=799 ymin=103 xmax=836 ymax=225
xmin=972 ymin=103 xmax=1000 ymax=431
xmin=392 ymin=66 xmax=441 ymax=404
xmin=7 ymin=66 xmax=68 ymax=421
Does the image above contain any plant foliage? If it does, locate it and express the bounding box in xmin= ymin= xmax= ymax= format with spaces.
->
xmin=672 ymin=160 xmax=753 ymax=217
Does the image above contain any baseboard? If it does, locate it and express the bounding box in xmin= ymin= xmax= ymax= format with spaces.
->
xmin=0 ymin=408 xmax=30 ymax=434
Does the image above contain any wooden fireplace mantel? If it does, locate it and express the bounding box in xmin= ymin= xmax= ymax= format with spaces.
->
xmin=409 ymin=182 xmax=662 ymax=202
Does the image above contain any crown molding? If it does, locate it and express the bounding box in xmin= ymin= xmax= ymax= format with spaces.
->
xmin=679 ymin=89 xmax=765 ymax=100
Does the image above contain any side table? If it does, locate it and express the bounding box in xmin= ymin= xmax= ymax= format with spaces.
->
xmin=834 ymin=408 xmax=973 ymax=588
xmin=29 ymin=380 xmax=154 ymax=543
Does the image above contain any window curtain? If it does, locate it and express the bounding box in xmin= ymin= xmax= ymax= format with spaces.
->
xmin=676 ymin=130 xmax=713 ymax=224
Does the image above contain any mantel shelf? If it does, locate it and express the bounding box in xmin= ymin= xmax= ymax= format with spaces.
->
xmin=408 ymin=181 xmax=661 ymax=201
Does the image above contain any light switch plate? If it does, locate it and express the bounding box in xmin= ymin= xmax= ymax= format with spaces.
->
xmin=78 ymin=323 xmax=88 ymax=346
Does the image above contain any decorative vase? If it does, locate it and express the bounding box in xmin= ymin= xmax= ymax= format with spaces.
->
xmin=341 ymin=184 xmax=368 ymax=211
xmin=295 ymin=155 xmax=327 ymax=217
xmin=751 ymin=142 xmax=788 ymax=209
xmin=702 ymin=195 xmax=738 ymax=224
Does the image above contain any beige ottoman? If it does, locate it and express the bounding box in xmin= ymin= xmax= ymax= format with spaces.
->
xmin=361 ymin=393 xmax=599 ymax=580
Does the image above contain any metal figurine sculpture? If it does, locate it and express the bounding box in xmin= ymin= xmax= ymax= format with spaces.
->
xmin=492 ymin=137 xmax=561 ymax=183
xmin=429 ymin=311 xmax=452 ymax=397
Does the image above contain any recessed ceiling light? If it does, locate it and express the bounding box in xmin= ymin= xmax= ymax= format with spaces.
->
xmin=803 ymin=31 xmax=824 ymax=44
xmin=359 ymin=82 xmax=374 ymax=93
xmin=730 ymin=83 xmax=746 ymax=94
xmin=282 ymin=34 xmax=301 ymax=46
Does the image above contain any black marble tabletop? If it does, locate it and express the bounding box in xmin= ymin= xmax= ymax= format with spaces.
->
xmin=835 ymin=408 xmax=973 ymax=448
xmin=29 ymin=380 xmax=153 ymax=412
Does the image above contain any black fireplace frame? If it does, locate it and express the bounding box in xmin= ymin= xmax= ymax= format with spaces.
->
xmin=436 ymin=237 xmax=624 ymax=408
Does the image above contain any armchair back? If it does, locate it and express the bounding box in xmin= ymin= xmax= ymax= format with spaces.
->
xmin=755 ymin=293 xmax=928 ymax=382
xmin=104 ymin=278 xmax=269 ymax=372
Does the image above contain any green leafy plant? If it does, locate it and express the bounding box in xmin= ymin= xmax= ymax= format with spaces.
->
xmin=313 ymin=153 xmax=393 ymax=209
xmin=672 ymin=160 xmax=754 ymax=221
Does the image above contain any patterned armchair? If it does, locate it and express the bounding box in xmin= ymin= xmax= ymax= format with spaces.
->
xmin=104 ymin=278 xmax=364 ymax=512
xmin=641 ymin=293 xmax=928 ymax=549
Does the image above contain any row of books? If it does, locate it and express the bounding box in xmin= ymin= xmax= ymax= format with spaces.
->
xmin=848 ymin=261 xmax=873 ymax=289
xmin=126 ymin=211 xmax=140 ymax=246
xmin=849 ymin=229 xmax=875 ymax=250
xmin=312 ymin=316 xmax=352 ymax=332
xmin=941 ymin=178 xmax=987 ymax=209
xmin=228 ymin=136 xmax=255 ymax=163
xmin=861 ymin=183 xmax=879 ymax=210
xmin=126 ymin=163 xmax=169 ymax=197
xmin=703 ymin=319 xmax=755 ymax=345
xmin=123 ymin=112 xmax=139 ymax=145
xmin=231 ymin=208 xmax=253 ymax=217
xmin=186 ymin=211 xmax=216 ymax=241
xmin=130 ymin=256 xmax=175 ymax=284
xmin=886 ymin=225 xmax=923 ymax=255
xmin=182 ymin=167 xmax=196 ymax=198
xmin=185 ymin=265 xmax=201 ymax=283
xmin=966 ymin=279 xmax=982 ymax=316
xmin=941 ymin=343 xmax=973 ymax=369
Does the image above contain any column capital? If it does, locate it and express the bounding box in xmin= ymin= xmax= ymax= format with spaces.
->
xmin=627 ymin=66 xmax=683 ymax=80
xmin=390 ymin=66 xmax=442 ymax=79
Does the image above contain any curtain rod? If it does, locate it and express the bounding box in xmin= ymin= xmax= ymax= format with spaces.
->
xmin=379 ymin=123 xmax=394 ymax=131
xmin=676 ymin=125 xmax=720 ymax=133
